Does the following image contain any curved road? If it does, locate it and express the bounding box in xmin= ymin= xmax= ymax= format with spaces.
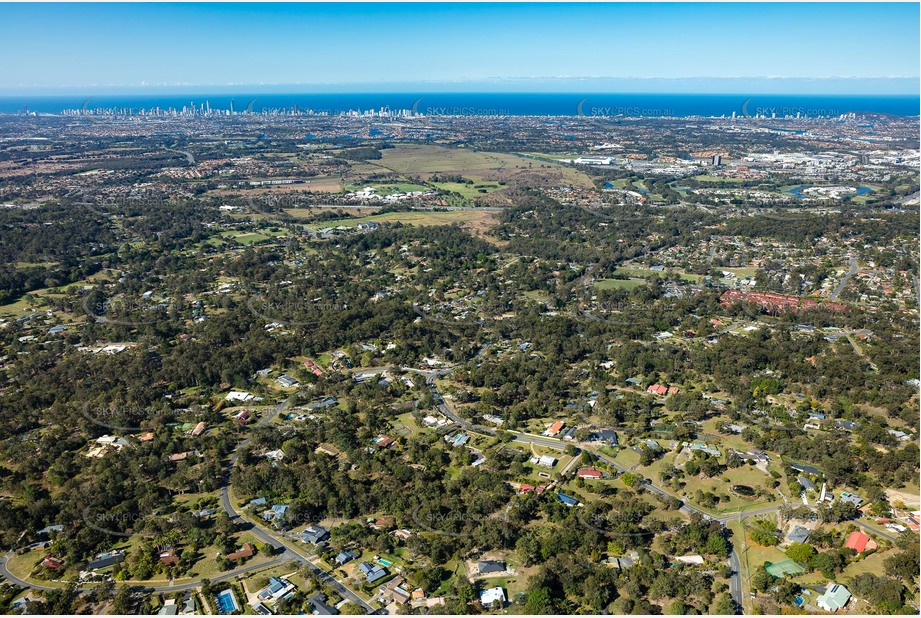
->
xmin=3 ymin=360 xmax=832 ymax=615
xmin=2 ymin=395 xmax=374 ymax=613
xmin=219 ymin=397 xmax=375 ymax=613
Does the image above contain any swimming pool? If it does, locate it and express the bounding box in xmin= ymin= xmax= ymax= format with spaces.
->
xmin=215 ymin=589 xmax=239 ymax=614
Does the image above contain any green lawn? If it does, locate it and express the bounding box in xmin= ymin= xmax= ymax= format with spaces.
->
xmin=693 ymin=175 xmax=748 ymax=183
xmin=218 ymin=230 xmax=288 ymax=246
xmin=594 ymin=278 xmax=646 ymax=290
xmin=429 ymin=180 xmax=502 ymax=199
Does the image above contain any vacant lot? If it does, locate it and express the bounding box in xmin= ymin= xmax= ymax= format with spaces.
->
xmin=369 ymin=145 xmax=594 ymax=195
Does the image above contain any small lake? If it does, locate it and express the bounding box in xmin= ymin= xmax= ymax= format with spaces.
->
xmin=785 ymin=186 xmax=874 ymax=199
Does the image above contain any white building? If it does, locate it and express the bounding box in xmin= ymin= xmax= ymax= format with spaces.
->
xmin=480 ymin=587 xmax=506 ymax=607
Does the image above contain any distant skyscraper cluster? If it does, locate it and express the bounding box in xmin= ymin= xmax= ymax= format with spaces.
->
xmin=61 ymin=101 xmax=420 ymax=118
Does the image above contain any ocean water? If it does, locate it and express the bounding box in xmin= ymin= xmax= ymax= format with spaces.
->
xmin=0 ymin=93 xmax=917 ymax=117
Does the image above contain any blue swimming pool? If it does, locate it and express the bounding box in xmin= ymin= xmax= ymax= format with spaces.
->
xmin=216 ymin=589 xmax=239 ymax=614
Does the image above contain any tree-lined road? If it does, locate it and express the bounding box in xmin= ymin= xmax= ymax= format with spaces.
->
xmin=2 ymin=394 xmax=375 ymax=613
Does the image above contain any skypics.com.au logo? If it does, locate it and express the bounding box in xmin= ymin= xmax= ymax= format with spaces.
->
xmin=739 ymin=97 xmax=839 ymax=119
xmin=577 ymin=97 xmax=675 ymax=118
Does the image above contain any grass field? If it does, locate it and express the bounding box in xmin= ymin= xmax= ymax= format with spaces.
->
xmin=693 ymin=175 xmax=749 ymax=183
xmin=615 ymin=266 xmax=662 ymax=277
xmin=594 ymin=278 xmax=646 ymax=290
xmin=371 ymin=144 xmax=594 ymax=191
xmin=219 ymin=229 xmax=288 ymax=246
xmin=0 ymin=296 xmax=38 ymax=319
xmin=675 ymin=464 xmax=787 ymax=513
xmin=377 ymin=145 xmax=525 ymax=174
xmin=430 ymin=180 xmax=503 ymax=199
xmin=838 ymin=550 xmax=889 ymax=583
xmin=719 ymin=267 xmax=759 ymax=278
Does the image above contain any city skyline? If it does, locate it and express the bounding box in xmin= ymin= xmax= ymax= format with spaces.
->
xmin=0 ymin=2 xmax=918 ymax=95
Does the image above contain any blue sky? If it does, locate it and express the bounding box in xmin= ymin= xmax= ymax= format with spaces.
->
xmin=0 ymin=3 xmax=918 ymax=94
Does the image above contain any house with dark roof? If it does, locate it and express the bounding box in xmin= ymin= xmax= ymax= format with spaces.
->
xmin=307 ymin=592 xmax=339 ymax=615
xmin=557 ymin=493 xmax=579 ymax=507
xmin=307 ymin=397 xmax=338 ymax=410
xmin=477 ymin=560 xmax=506 ymax=575
xmin=300 ymin=525 xmax=330 ymax=545
xmin=786 ymin=526 xmax=810 ymax=544
xmin=789 ymin=462 xmax=822 ymax=476
xmin=258 ymin=577 xmax=296 ymax=602
xmin=335 ymin=550 xmax=359 ymax=566
xmin=587 ymin=429 xmax=618 ymax=446
xmin=86 ymin=550 xmax=125 ymax=571
xmin=839 ymin=492 xmax=863 ymax=507
xmin=36 ymin=525 xmax=64 ymax=536
xmin=263 ymin=504 xmax=289 ymax=521
xmin=613 ymin=551 xmax=640 ymax=570
xmin=358 ymin=561 xmax=388 ymax=583
xmin=276 ymin=375 xmax=299 ymax=388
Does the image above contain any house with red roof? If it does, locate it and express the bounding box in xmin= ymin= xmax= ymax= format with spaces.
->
xmin=544 ymin=421 xmax=565 ymax=436
xmin=844 ymin=531 xmax=877 ymax=553
xmin=226 ymin=543 xmax=255 ymax=562
xmin=577 ymin=468 xmax=603 ymax=479
xmin=41 ymin=556 xmax=63 ymax=571
xmin=159 ymin=547 xmax=180 ymax=567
